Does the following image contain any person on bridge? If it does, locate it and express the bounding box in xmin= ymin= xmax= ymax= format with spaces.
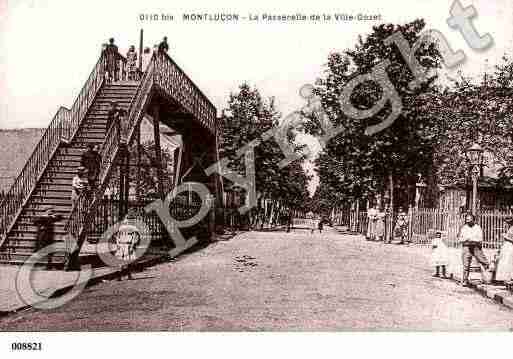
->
xmin=80 ymin=144 xmax=101 ymax=191
xmin=158 ymin=36 xmax=169 ymax=53
xmin=458 ymin=213 xmax=491 ymax=287
xmin=106 ymin=101 xmax=123 ymax=134
xmin=71 ymin=167 xmax=89 ymax=209
xmin=141 ymin=47 xmax=152 ymax=74
xmin=126 ymin=45 xmax=138 ymax=81
xmin=105 ymin=38 xmax=120 ymax=83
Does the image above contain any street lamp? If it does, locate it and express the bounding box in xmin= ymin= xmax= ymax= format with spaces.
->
xmin=465 ymin=142 xmax=484 ymax=215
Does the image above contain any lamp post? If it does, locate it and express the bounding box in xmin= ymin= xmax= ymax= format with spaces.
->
xmin=465 ymin=142 xmax=484 ymax=215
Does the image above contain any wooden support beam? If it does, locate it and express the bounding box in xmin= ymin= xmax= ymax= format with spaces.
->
xmin=152 ymin=106 xmax=165 ymax=200
xmin=138 ymin=29 xmax=143 ymax=72
xmin=136 ymin=123 xmax=141 ymax=201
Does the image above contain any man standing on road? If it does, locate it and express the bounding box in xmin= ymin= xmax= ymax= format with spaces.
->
xmin=458 ymin=213 xmax=490 ymax=287
xmin=34 ymin=206 xmax=63 ymax=269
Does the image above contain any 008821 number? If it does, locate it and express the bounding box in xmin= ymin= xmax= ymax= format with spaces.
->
xmin=11 ymin=342 xmax=42 ymax=351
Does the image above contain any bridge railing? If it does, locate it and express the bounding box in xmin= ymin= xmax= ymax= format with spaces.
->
xmin=153 ymin=52 xmax=216 ymax=135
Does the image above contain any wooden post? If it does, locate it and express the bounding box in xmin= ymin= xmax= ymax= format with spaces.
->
xmin=152 ymin=106 xmax=165 ymax=200
xmin=355 ymin=200 xmax=360 ymax=233
xmin=118 ymin=144 xmax=130 ymax=221
xmin=124 ymin=147 xmax=130 ymax=214
xmin=118 ymin=155 xmax=125 ymax=221
xmin=387 ymin=173 xmax=394 ymax=243
xmin=136 ymin=123 xmax=141 ymax=201
xmin=138 ymin=29 xmax=144 ymax=72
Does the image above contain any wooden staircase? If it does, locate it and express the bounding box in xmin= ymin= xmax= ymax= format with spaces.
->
xmin=0 ymin=84 xmax=139 ymax=266
xmin=0 ymin=50 xmax=218 ymax=269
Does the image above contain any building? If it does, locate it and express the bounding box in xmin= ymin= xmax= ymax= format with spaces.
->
xmin=0 ymin=128 xmax=44 ymax=194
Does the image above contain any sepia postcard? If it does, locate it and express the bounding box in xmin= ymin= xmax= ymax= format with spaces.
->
xmin=1 ymin=0 xmax=513 ymax=356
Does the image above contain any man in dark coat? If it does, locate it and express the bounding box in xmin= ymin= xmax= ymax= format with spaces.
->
xmin=34 ymin=206 xmax=63 ymax=269
xmin=158 ymin=36 xmax=169 ymax=53
xmin=81 ymin=144 xmax=101 ymax=190
xmin=105 ymin=38 xmax=119 ymax=82
xmin=106 ymin=101 xmax=120 ymax=134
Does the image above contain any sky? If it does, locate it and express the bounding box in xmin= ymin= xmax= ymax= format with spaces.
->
xmin=1 ymin=0 xmax=512 ymax=193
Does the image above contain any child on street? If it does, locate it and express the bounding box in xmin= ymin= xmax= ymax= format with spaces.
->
xmin=431 ymin=230 xmax=449 ymax=278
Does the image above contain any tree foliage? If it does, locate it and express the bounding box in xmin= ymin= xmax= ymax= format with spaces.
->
xmin=219 ymin=83 xmax=311 ymax=212
xmin=308 ymin=19 xmax=442 ymax=208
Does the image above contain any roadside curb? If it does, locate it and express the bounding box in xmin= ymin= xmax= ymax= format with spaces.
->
xmin=448 ymin=276 xmax=513 ymax=310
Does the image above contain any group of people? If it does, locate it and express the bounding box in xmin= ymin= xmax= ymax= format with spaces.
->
xmin=102 ymin=36 xmax=169 ymax=83
xmin=430 ymin=213 xmax=513 ymax=287
xmin=71 ymin=143 xmax=102 ymax=208
xmin=366 ymin=205 xmax=409 ymax=244
xmin=365 ymin=204 xmax=513 ymax=286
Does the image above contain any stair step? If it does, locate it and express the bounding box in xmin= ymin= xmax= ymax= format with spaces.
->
xmin=32 ymin=194 xmax=71 ymax=203
xmin=8 ymin=229 xmax=68 ymax=240
xmin=14 ymin=222 xmax=67 ymax=231
xmin=24 ymin=205 xmax=72 ymax=214
xmin=53 ymin=155 xmax=82 ymax=163
xmin=75 ymin=133 xmax=106 ymax=140
xmin=35 ymin=184 xmax=73 ymax=192
xmin=56 ymin=148 xmax=88 ymax=156
xmin=0 ymin=252 xmax=67 ymax=266
xmin=40 ymin=178 xmax=76 ymax=186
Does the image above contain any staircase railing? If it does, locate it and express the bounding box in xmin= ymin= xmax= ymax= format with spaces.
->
xmin=62 ymin=52 xmax=107 ymax=141
xmin=0 ymin=51 xmax=108 ymax=249
xmin=64 ymin=55 xmax=156 ymax=261
xmin=0 ymin=107 xmax=68 ymax=245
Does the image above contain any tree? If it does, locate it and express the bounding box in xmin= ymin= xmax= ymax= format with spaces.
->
xmin=306 ymin=19 xmax=442 ymax=210
xmin=219 ymin=83 xmax=311 ymax=228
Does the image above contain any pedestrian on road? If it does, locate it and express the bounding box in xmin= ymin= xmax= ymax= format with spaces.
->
xmin=375 ymin=206 xmax=386 ymax=242
xmin=80 ymin=144 xmax=101 ymax=191
xmin=308 ymin=212 xmax=317 ymax=234
xmin=115 ymin=213 xmax=141 ymax=280
xmin=458 ymin=213 xmax=491 ymax=287
xmin=495 ymin=216 xmax=513 ymax=283
xmin=431 ymin=230 xmax=449 ymax=278
xmin=366 ymin=204 xmax=379 ymax=240
xmin=394 ymin=207 xmax=409 ymax=244
xmin=71 ymin=167 xmax=88 ymax=209
xmin=318 ymin=216 xmax=324 ymax=234
xmin=34 ymin=206 xmax=63 ymax=269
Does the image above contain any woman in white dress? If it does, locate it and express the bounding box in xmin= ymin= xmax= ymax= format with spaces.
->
xmin=367 ymin=205 xmax=378 ymax=240
xmin=374 ymin=207 xmax=386 ymax=241
xmin=495 ymin=217 xmax=513 ymax=282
